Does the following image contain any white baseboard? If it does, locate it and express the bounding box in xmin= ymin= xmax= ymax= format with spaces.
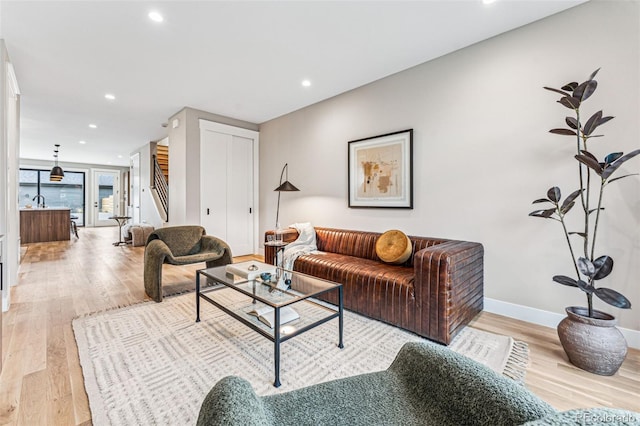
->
xmin=484 ymin=298 xmax=640 ymax=350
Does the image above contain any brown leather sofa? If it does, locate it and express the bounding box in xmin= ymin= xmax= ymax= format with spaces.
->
xmin=265 ymin=227 xmax=484 ymax=345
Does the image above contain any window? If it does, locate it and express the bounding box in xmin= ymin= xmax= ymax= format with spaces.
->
xmin=19 ymin=168 xmax=86 ymax=226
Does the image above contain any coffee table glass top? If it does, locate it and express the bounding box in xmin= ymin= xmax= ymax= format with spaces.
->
xmin=199 ymin=266 xmax=339 ymax=308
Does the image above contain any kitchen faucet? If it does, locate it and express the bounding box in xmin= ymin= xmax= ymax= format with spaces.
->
xmin=33 ymin=194 xmax=46 ymax=208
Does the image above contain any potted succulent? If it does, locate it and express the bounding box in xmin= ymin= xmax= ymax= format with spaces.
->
xmin=529 ymin=69 xmax=639 ymax=375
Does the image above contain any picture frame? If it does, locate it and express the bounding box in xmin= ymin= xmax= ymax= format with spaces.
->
xmin=348 ymin=129 xmax=413 ymax=208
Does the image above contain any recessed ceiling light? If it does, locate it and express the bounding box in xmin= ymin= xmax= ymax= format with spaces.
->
xmin=105 ymin=93 xmax=116 ymax=100
xmin=483 ymin=0 xmax=497 ymax=4
xmin=89 ymin=124 xmax=97 ymax=129
xmin=302 ymin=79 xmax=311 ymax=87
xmin=148 ymin=11 xmax=164 ymax=23
xmin=79 ymin=140 xmax=86 ymax=144
xmin=117 ymin=155 xmax=123 ymax=159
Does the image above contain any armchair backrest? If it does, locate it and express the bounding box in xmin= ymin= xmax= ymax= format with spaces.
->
xmin=146 ymin=226 xmax=207 ymax=256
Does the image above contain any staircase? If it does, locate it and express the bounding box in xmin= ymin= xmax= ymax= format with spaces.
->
xmin=156 ymin=144 xmax=169 ymax=183
xmin=150 ymin=143 xmax=169 ymax=222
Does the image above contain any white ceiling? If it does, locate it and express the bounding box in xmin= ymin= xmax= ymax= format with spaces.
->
xmin=2 ymin=0 xmax=585 ymax=167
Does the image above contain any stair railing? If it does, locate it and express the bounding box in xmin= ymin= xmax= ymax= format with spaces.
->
xmin=151 ymin=154 xmax=168 ymax=221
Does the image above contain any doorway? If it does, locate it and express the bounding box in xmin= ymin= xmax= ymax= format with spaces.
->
xmin=93 ymin=170 xmax=120 ymax=226
xmin=130 ymin=153 xmax=141 ymax=224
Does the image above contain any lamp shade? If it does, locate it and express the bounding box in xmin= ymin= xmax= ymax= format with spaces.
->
xmin=50 ymin=166 xmax=65 ymax=181
xmin=274 ymin=180 xmax=299 ymax=192
xmin=50 ymin=144 xmax=65 ymax=181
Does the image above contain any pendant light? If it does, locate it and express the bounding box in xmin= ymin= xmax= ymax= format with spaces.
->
xmin=50 ymin=144 xmax=65 ymax=181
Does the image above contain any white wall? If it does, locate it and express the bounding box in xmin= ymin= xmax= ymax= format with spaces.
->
xmin=258 ymin=1 xmax=639 ymax=331
xmin=0 ymin=39 xmax=20 ymax=312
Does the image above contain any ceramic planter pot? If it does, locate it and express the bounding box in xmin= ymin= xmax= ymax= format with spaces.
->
xmin=557 ymin=306 xmax=627 ymax=376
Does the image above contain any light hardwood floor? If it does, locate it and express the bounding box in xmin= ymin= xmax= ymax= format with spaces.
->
xmin=0 ymin=227 xmax=638 ymax=425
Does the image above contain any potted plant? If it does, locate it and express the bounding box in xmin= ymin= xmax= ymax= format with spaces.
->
xmin=529 ymin=69 xmax=639 ymax=375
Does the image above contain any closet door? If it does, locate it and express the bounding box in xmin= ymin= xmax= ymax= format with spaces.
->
xmin=200 ymin=125 xmax=255 ymax=256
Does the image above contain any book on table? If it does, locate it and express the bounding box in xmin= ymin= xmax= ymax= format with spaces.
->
xmin=248 ymin=306 xmax=300 ymax=329
xmin=225 ymin=261 xmax=276 ymax=280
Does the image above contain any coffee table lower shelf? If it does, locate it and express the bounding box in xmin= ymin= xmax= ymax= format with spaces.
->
xmin=195 ymin=269 xmax=344 ymax=387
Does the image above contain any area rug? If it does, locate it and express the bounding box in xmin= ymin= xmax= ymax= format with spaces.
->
xmin=73 ymin=292 xmax=529 ymax=426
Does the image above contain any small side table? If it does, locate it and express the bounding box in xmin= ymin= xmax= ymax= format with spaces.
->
xmin=264 ymin=240 xmax=289 ymax=267
xmin=109 ymin=216 xmax=131 ymax=246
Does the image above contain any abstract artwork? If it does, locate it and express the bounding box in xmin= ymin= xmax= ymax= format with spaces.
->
xmin=348 ymin=129 xmax=413 ymax=208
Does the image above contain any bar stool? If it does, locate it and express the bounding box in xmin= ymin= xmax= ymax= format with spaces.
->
xmin=70 ymin=215 xmax=79 ymax=238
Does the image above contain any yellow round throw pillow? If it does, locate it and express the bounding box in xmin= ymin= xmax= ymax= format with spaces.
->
xmin=376 ymin=230 xmax=412 ymax=264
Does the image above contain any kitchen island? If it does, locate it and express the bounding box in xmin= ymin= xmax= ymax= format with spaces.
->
xmin=20 ymin=207 xmax=71 ymax=243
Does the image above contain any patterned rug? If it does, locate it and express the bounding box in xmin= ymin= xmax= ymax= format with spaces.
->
xmin=73 ymin=292 xmax=528 ymax=426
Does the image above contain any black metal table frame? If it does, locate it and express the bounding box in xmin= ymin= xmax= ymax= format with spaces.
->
xmin=195 ymin=269 xmax=344 ymax=388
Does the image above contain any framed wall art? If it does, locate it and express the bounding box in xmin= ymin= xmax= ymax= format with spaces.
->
xmin=348 ymin=129 xmax=413 ymax=208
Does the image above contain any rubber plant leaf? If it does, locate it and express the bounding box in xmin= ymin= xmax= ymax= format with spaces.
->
xmin=560 ymin=201 xmax=575 ymax=214
xmin=568 ymin=232 xmax=587 ymax=238
xmin=550 ymin=128 xmax=577 ymax=136
xmin=558 ymin=96 xmax=581 ymax=109
xmin=589 ymin=68 xmax=601 ymax=80
xmin=544 ymin=86 xmax=570 ymax=97
xmin=532 ymin=198 xmax=550 ymax=204
xmin=529 ymin=208 xmax=556 ymax=218
xmin=592 ymin=255 xmax=614 ymax=280
xmin=565 ymin=117 xmax=579 ymax=130
xmin=575 ymin=154 xmax=603 ymax=175
xmin=597 ymin=115 xmax=614 ymax=127
xmin=560 ymin=189 xmax=583 ymax=211
xmin=577 ymin=257 xmax=595 ymax=278
xmin=574 ymin=80 xmax=597 ymax=101
xmin=577 ymin=280 xmax=594 ymax=294
xmin=601 ymin=149 xmax=640 ymax=180
xmin=553 ymin=275 xmax=578 ymax=287
xmin=595 ymin=288 xmax=631 ymax=309
xmin=547 ymin=187 xmax=561 ymax=203
xmin=604 ymin=152 xmax=623 ymax=165
xmin=561 ymin=82 xmax=579 ymax=91
xmin=580 ymin=150 xmax=599 ymax=163
xmin=588 ymin=208 xmax=605 ymax=215
xmin=607 ymin=173 xmax=639 ymax=185
xmin=582 ymin=111 xmax=603 ymax=136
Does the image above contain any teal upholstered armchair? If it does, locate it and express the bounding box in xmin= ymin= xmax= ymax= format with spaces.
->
xmin=144 ymin=225 xmax=232 ymax=302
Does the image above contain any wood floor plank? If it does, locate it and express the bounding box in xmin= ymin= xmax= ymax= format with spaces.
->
xmin=0 ymin=227 xmax=638 ymax=425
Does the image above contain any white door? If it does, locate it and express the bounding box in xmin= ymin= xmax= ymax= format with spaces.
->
xmin=200 ymin=126 xmax=255 ymax=256
xmin=130 ymin=153 xmax=141 ymax=224
xmin=93 ymin=170 xmax=120 ymax=226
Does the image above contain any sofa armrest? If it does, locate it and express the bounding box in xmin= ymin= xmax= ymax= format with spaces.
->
xmin=264 ymin=228 xmax=299 ymax=264
xmin=197 ymin=376 xmax=271 ymax=426
xmin=413 ymin=240 xmax=484 ymax=344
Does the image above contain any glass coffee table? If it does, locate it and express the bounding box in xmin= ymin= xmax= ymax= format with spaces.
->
xmin=195 ymin=265 xmax=344 ymax=387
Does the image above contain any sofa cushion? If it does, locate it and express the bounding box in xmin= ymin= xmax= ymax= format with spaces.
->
xmin=294 ymin=252 xmax=416 ymax=326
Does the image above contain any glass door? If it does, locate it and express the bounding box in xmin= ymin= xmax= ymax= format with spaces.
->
xmin=93 ymin=170 xmax=120 ymax=227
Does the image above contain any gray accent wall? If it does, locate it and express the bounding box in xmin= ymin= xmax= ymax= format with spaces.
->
xmin=258 ymin=1 xmax=640 ymax=331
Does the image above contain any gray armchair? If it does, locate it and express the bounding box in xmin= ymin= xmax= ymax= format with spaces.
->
xmin=144 ymin=225 xmax=232 ymax=302
xmin=197 ymin=342 xmax=640 ymax=425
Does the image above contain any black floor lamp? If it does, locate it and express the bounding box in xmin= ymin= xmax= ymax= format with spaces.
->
xmin=274 ymin=163 xmax=299 ymax=228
